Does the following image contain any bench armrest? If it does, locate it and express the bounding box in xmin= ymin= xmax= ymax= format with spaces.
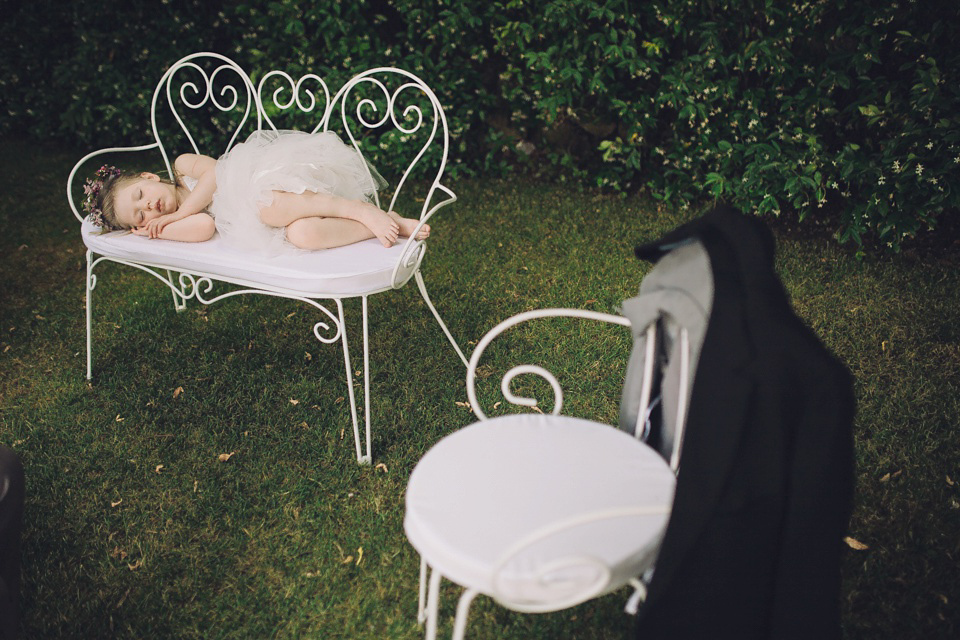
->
xmin=67 ymin=143 xmax=162 ymax=223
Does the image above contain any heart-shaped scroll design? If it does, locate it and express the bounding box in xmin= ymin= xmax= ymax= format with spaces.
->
xmin=151 ymin=55 xmax=455 ymax=277
xmin=257 ymin=70 xmax=331 ymax=134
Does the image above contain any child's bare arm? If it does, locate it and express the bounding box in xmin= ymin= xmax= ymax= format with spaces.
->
xmin=173 ymin=154 xmax=217 ymax=217
xmin=143 ymin=154 xmax=217 ymax=237
xmin=133 ymin=213 xmax=215 ymax=242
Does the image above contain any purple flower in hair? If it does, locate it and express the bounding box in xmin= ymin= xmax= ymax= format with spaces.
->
xmin=82 ymin=164 xmax=123 ymax=228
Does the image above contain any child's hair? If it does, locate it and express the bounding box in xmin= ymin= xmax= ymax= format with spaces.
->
xmin=83 ymin=165 xmax=177 ymax=231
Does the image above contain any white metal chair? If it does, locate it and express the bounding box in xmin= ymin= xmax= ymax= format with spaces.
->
xmin=404 ymin=308 xmax=693 ymax=640
xmin=66 ymin=52 xmax=468 ymax=464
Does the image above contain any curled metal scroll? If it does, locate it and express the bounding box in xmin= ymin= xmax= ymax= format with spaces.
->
xmin=257 ymin=71 xmax=331 ymax=133
xmin=177 ymin=272 xmax=214 ymax=300
xmin=334 ymin=73 xmax=439 ymax=214
xmin=500 ymin=365 xmax=564 ymax=416
xmin=466 ymin=309 xmax=631 ymax=420
xmin=175 ymin=63 xmax=242 ymax=112
xmin=344 ymin=78 xmax=427 ymax=134
xmin=390 ymin=238 xmax=427 ymax=289
xmin=153 ymin=53 xmax=255 ymax=174
xmin=489 ymin=504 xmax=670 ymax=613
xmin=87 ymin=257 xmax=343 ymax=344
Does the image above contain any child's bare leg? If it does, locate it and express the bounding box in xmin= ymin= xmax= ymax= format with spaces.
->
xmin=259 ymin=191 xmax=398 ymax=247
xmin=285 ymin=218 xmax=376 ymax=250
xmin=385 ymin=211 xmax=431 ymax=240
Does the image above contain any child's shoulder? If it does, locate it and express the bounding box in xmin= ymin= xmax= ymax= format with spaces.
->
xmin=174 ymin=154 xmax=217 ymax=178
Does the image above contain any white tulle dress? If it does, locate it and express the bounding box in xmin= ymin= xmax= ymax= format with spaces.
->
xmin=209 ymin=129 xmax=387 ymax=255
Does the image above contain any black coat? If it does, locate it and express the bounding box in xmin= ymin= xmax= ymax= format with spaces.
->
xmin=632 ymin=207 xmax=855 ymax=640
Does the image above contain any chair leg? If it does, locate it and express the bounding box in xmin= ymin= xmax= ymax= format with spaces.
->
xmin=414 ymin=271 xmax=468 ymax=367
xmin=337 ymin=300 xmax=366 ymax=464
xmin=418 ymin=557 xmax=428 ymax=624
xmin=166 ymin=270 xmax=187 ymax=311
xmin=425 ymin=568 xmax=443 ymax=640
xmin=452 ymin=589 xmax=479 ymax=640
xmin=85 ymin=250 xmax=94 ymax=381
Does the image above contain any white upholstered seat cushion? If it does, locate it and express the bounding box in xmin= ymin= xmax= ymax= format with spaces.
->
xmin=81 ymin=217 xmax=416 ymax=297
xmin=404 ymin=414 xmax=675 ymax=608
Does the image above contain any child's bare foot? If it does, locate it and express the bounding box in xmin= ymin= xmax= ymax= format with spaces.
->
xmin=386 ymin=210 xmax=430 ymax=240
xmin=358 ymin=205 xmax=399 ymax=247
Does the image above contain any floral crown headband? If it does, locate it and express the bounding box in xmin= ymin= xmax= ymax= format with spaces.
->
xmin=83 ymin=164 xmax=123 ymax=229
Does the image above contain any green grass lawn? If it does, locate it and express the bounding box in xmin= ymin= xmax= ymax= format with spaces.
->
xmin=1 ymin=137 xmax=958 ymax=639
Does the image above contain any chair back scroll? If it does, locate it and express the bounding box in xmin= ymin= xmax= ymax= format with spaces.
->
xmin=466 ymin=309 xmax=632 ymax=421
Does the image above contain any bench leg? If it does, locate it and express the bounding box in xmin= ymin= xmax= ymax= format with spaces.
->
xmin=85 ymin=250 xmax=94 ymax=381
xmin=361 ymin=295 xmax=372 ymax=465
xmin=337 ymin=299 xmax=372 ymax=465
xmin=166 ymin=270 xmax=187 ymax=312
xmin=415 ymin=271 xmax=468 ymax=367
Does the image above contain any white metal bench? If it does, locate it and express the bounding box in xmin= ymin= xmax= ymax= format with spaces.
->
xmin=66 ymin=52 xmax=468 ymax=464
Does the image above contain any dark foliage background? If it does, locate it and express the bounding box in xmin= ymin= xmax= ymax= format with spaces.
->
xmin=2 ymin=0 xmax=958 ymax=252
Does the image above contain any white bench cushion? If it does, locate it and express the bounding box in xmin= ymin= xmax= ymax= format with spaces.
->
xmin=82 ymin=217 xmax=413 ymax=297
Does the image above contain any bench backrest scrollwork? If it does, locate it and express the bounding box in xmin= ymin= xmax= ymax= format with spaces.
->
xmin=68 ymin=52 xmax=456 ymax=288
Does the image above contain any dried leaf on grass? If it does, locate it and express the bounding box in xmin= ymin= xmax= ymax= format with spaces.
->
xmin=289 ymin=398 xmax=300 ymax=405
xmin=154 ymin=464 xmax=163 ymax=474
xmin=375 ymin=463 xmax=388 ymax=473
xmin=218 ymin=452 xmax=236 ymax=463
xmin=110 ymin=498 xmax=122 ymax=508
xmin=947 ymin=475 xmax=955 ymax=487
xmin=115 ymin=588 xmax=131 ymax=609
xmin=127 ymin=559 xmax=142 ymax=571
xmin=356 ymin=547 xmax=363 ymax=566
xmin=475 ymin=364 xmax=494 ymax=380
xmin=844 ymin=536 xmax=869 ymax=550
xmin=173 ymin=386 xmax=183 ymax=399
xmin=879 ymin=470 xmax=902 ymax=483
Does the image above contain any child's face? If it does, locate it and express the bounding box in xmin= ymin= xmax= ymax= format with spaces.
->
xmin=113 ymin=174 xmax=177 ymax=229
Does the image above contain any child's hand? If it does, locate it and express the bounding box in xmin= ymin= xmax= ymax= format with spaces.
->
xmin=144 ymin=212 xmax=178 ymax=238
xmin=131 ymin=227 xmax=151 ymax=237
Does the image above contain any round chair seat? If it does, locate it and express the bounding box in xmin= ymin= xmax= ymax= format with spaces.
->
xmin=404 ymin=414 xmax=676 ymax=610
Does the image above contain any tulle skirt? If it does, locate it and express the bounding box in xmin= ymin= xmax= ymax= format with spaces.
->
xmin=212 ymin=130 xmax=387 ymax=255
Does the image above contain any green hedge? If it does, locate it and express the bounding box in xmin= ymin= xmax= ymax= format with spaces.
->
xmin=3 ymin=0 xmax=957 ymax=251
